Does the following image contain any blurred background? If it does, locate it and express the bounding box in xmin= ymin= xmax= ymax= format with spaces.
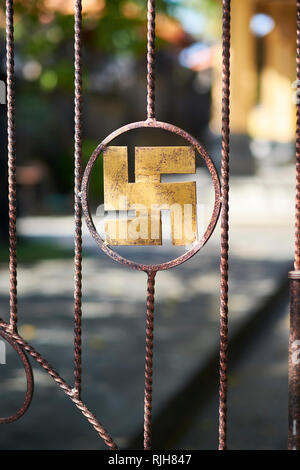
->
xmin=0 ymin=0 xmax=297 ymax=450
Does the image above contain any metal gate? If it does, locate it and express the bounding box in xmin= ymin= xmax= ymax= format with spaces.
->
xmin=0 ymin=0 xmax=299 ymax=451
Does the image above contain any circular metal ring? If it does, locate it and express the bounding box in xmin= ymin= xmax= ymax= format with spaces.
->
xmin=0 ymin=329 xmax=34 ymax=424
xmin=81 ymin=120 xmax=221 ymax=272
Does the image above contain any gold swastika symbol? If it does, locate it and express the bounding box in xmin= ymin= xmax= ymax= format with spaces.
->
xmin=103 ymin=146 xmax=197 ymax=246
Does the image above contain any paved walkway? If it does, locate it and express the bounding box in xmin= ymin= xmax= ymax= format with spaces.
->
xmin=0 ymin=165 xmax=295 ymax=449
xmin=176 ymin=290 xmax=289 ymax=450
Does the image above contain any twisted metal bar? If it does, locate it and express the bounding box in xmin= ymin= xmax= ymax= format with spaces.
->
xmin=0 ymin=319 xmax=117 ymax=449
xmin=73 ymin=0 xmax=83 ymax=399
xmin=295 ymin=0 xmax=300 ymax=272
xmin=146 ymin=0 xmax=156 ymax=120
xmin=144 ymin=270 xmax=156 ymax=450
xmin=6 ymin=0 xmax=17 ymax=333
xmin=218 ymin=0 xmax=231 ymax=451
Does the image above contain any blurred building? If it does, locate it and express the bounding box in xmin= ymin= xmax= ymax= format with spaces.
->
xmin=211 ymin=0 xmax=296 ymax=171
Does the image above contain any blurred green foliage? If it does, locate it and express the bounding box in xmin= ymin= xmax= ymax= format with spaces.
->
xmin=5 ymin=0 xmax=172 ymax=90
xmin=0 ymin=0 xmax=174 ymax=206
xmin=0 ymin=240 xmax=73 ymax=263
xmin=0 ymin=0 xmax=219 ymax=93
xmin=0 ymin=0 xmax=219 ymax=211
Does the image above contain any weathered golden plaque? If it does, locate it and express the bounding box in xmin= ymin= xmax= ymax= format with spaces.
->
xmin=103 ymin=146 xmax=197 ymax=245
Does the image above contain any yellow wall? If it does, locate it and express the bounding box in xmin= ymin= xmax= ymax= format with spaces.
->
xmin=211 ymin=0 xmax=297 ymax=142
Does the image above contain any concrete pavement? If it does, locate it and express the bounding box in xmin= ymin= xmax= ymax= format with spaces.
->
xmin=0 ymin=165 xmax=295 ymax=449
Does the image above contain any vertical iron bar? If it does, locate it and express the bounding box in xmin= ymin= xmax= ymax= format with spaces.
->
xmin=73 ymin=0 xmax=83 ymax=398
xmin=144 ymin=270 xmax=156 ymax=450
xmin=6 ymin=0 xmax=18 ymax=334
xmin=289 ymin=272 xmax=300 ymax=450
xmin=218 ymin=0 xmax=231 ymax=451
xmin=296 ymin=2 xmax=300 ymax=273
xmin=288 ymin=0 xmax=300 ymax=450
xmin=146 ymin=0 xmax=156 ymax=120
xmin=144 ymin=0 xmax=157 ymax=446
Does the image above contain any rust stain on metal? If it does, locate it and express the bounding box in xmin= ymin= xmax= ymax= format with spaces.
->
xmin=104 ymin=146 xmax=197 ymax=246
xmin=73 ymin=0 xmax=83 ymax=401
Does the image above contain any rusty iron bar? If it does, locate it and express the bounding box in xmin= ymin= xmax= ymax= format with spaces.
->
xmin=288 ymin=0 xmax=300 ymax=451
xmin=289 ymin=271 xmax=300 ymax=450
xmin=143 ymin=271 xmax=156 ymax=450
xmin=73 ymin=0 xmax=83 ymax=400
xmin=296 ymin=0 xmax=300 ymax=273
xmin=6 ymin=0 xmax=18 ymax=334
xmin=218 ymin=0 xmax=231 ymax=451
xmin=147 ymin=0 xmax=156 ymax=120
